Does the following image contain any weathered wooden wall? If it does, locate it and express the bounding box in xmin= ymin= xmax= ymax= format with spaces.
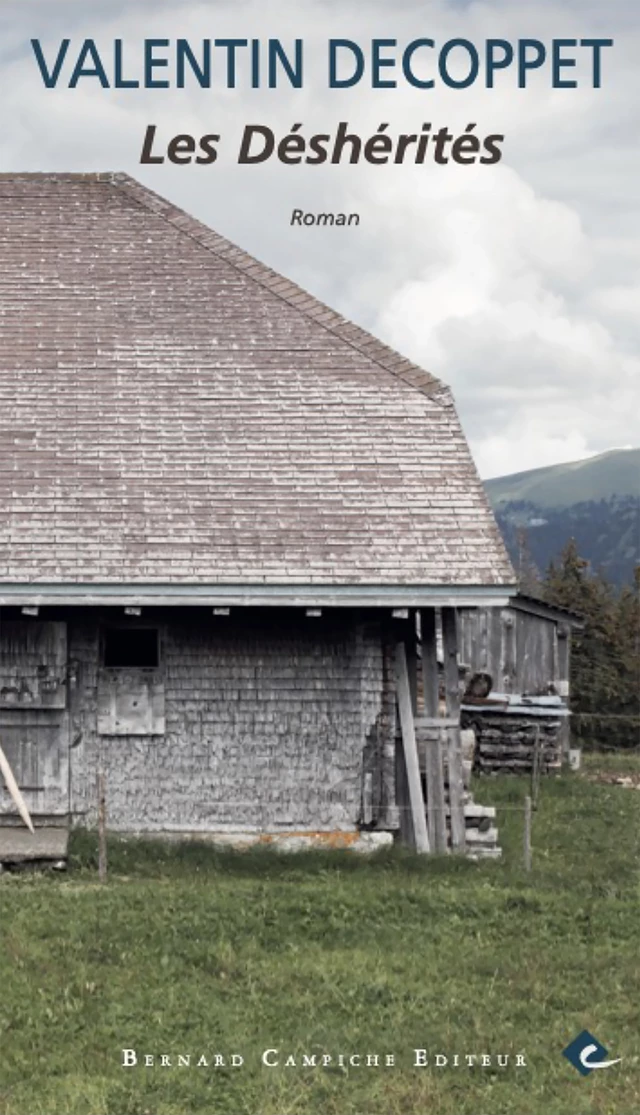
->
xmin=0 ymin=621 xmax=70 ymax=816
xmin=458 ymin=607 xmax=560 ymax=695
xmin=0 ymin=621 xmax=67 ymax=708
xmin=67 ymin=610 xmax=398 ymax=834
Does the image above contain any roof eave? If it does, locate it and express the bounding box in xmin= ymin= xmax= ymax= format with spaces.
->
xmin=0 ymin=582 xmax=517 ymax=609
xmin=506 ymin=592 xmax=585 ymax=628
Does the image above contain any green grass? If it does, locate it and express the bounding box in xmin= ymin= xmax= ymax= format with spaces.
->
xmin=1 ymin=760 xmax=639 ymax=1115
xmin=582 ymin=750 xmax=640 ymax=776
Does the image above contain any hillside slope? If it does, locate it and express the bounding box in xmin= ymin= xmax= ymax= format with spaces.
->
xmin=484 ymin=449 xmax=640 ymax=586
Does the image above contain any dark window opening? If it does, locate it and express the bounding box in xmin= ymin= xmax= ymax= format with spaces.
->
xmin=103 ymin=628 xmax=159 ymax=669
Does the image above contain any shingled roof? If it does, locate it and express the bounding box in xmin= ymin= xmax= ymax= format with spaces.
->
xmin=0 ymin=172 xmax=514 ymax=602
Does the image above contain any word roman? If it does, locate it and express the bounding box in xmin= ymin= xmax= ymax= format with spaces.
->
xmin=140 ymin=123 xmax=504 ymax=166
xmin=291 ymin=211 xmax=360 ymax=227
xmin=31 ymin=37 xmax=613 ymax=92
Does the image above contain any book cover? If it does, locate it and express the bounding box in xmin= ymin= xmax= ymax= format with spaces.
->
xmin=0 ymin=3 xmax=638 ymax=1114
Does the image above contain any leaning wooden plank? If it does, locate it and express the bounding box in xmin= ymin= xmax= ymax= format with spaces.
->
xmin=395 ymin=643 xmax=430 ymax=854
xmin=395 ymin=737 xmax=414 ymax=848
xmin=0 ymin=742 xmax=35 ymax=834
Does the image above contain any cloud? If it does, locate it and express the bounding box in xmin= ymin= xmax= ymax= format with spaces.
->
xmin=0 ymin=0 xmax=638 ymax=478
xmin=366 ymin=164 xmax=640 ymax=476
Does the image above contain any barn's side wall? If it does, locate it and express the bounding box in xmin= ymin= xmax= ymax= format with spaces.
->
xmin=67 ymin=610 xmax=397 ymax=833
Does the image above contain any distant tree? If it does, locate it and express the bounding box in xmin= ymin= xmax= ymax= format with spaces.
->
xmin=543 ymin=540 xmax=638 ymax=749
xmin=615 ymin=565 xmax=640 ymax=740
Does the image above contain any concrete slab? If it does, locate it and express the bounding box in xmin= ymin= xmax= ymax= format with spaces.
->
xmin=118 ymin=829 xmax=394 ymax=854
xmin=0 ymin=826 xmax=69 ymax=863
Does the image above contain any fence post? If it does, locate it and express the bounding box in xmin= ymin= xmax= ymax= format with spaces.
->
xmin=531 ymin=727 xmax=541 ymax=810
xmin=97 ymin=770 xmax=108 ymax=883
xmin=523 ymin=795 xmax=532 ymax=872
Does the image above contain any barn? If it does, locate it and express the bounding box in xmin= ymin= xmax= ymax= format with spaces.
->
xmin=0 ymin=172 xmax=517 ymax=860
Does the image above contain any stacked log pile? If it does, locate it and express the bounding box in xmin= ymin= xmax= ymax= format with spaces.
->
xmin=461 ymin=702 xmax=565 ymax=775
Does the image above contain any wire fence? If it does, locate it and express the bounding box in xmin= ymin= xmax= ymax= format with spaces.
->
xmin=81 ymin=747 xmax=640 ymax=883
xmin=570 ymin=711 xmax=640 ymax=752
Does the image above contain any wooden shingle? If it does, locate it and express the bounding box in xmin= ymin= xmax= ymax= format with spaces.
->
xmin=0 ymin=173 xmax=514 ymax=589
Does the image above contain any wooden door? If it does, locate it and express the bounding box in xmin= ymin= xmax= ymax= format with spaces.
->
xmin=0 ymin=621 xmax=69 ymax=818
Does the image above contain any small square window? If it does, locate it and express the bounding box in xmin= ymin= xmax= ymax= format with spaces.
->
xmin=103 ymin=627 xmax=159 ymax=669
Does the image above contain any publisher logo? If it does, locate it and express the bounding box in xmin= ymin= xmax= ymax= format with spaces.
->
xmin=562 ymin=1030 xmax=621 ymax=1076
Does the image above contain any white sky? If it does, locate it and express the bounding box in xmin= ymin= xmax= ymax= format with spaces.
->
xmin=1 ymin=0 xmax=638 ymax=478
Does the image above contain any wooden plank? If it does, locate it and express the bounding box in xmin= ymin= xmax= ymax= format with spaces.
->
xmin=395 ymin=740 xmax=413 ymax=848
xmin=424 ymin=739 xmax=436 ymax=850
xmin=420 ymin=609 xmax=439 ymax=716
xmin=441 ymin=608 xmax=460 ymax=715
xmin=462 ymin=803 xmax=496 ymax=820
xmin=420 ymin=608 xmax=447 ymax=852
xmin=502 ymin=610 xmax=517 ymax=693
xmin=425 ymin=731 xmax=448 ymax=853
xmin=0 ymin=743 xmax=35 ymax=834
xmin=395 ymin=643 xmax=430 ymax=854
xmin=405 ymin=613 xmax=419 ymax=715
xmin=479 ymin=608 xmax=489 ymax=672
xmin=420 ymin=609 xmax=448 ymax=853
xmin=441 ymin=608 xmax=466 ymax=853
xmin=433 ymin=734 xmax=448 ymax=852
xmin=446 ymin=732 xmax=466 ymax=852
xmin=415 ymin=717 xmax=460 ymax=730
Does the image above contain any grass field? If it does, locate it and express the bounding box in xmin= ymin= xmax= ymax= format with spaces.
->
xmin=1 ymin=755 xmax=639 ymax=1115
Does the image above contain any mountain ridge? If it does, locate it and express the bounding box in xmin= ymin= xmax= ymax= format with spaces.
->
xmin=485 ymin=447 xmax=640 ymax=508
xmin=483 ymin=448 xmax=640 ymax=586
